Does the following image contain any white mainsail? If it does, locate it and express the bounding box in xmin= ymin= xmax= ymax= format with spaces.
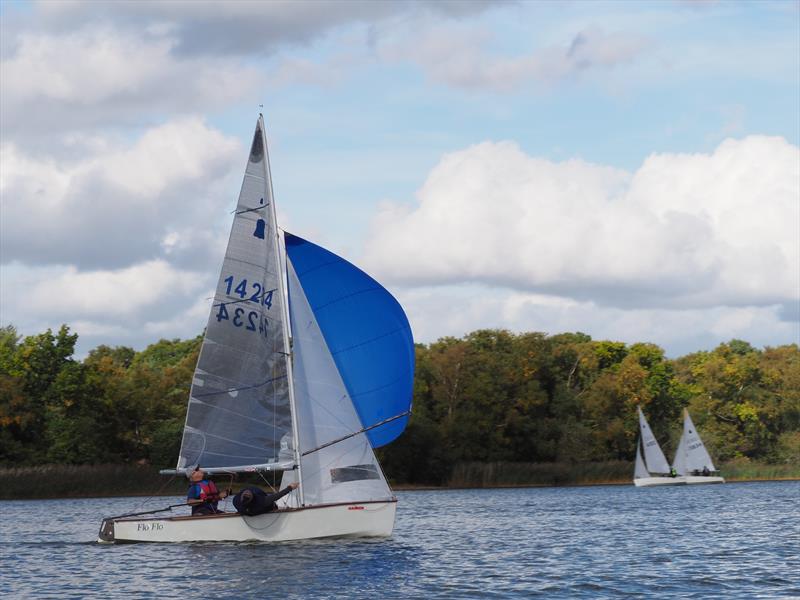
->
xmin=637 ymin=407 xmax=671 ymax=474
xmin=673 ymin=410 xmax=716 ymax=475
xmin=176 ymin=117 xmax=294 ymax=473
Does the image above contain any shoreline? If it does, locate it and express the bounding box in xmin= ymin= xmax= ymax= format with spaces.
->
xmin=3 ymin=462 xmax=798 ymax=500
xmin=1 ymin=476 xmax=798 ymax=501
xmin=393 ymin=476 xmax=800 ymax=491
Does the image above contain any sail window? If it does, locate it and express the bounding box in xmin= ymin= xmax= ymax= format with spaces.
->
xmin=330 ymin=464 xmax=380 ymax=484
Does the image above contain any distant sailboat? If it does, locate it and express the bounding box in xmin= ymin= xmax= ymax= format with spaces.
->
xmin=672 ymin=409 xmax=725 ymax=485
xmin=98 ymin=115 xmax=415 ymax=543
xmin=633 ymin=407 xmax=685 ymax=487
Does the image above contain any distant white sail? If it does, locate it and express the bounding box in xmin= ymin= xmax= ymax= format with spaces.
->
xmin=673 ymin=410 xmax=716 ymax=475
xmin=637 ymin=407 xmax=671 ymax=474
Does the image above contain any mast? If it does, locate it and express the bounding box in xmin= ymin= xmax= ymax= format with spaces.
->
xmin=260 ymin=114 xmax=305 ymax=506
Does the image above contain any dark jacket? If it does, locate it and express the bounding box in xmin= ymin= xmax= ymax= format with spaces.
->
xmin=232 ymin=486 xmax=294 ymax=516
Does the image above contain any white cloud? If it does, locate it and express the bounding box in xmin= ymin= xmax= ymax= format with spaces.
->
xmin=142 ymin=294 xmax=213 ymax=337
xmin=1 ymin=117 xmax=240 ymax=269
xmin=0 ymin=260 xmax=214 ymax=357
xmin=0 ymin=26 xmax=261 ymax=138
xmin=29 ymin=0 xmax=498 ymax=56
xmin=2 ymin=260 xmax=203 ymax=319
xmin=396 ymin=284 xmax=799 ymax=356
xmin=379 ymin=25 xmax=649 ymax=91
xmin=364 ymin=136 xmax=800 ymax=312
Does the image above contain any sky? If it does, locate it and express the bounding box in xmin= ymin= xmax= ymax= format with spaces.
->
xmin=0 ymin=0 xmax=798 ymax=358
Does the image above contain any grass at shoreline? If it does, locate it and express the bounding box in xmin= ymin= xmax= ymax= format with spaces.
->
xmin=1 ymin=461 xmax=798 ymax=500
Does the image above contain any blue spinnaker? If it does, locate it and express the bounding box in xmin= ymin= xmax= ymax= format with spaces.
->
xmin=284 ymin=233 xmax=414 ymax=447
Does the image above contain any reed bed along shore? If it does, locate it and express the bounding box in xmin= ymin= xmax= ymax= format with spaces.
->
xmin=446 ymin=460 xmax=800 ymax=488
xmin=447 ymin=461 xmax=633 ymax=488
xmin=1 ymin=461 xmax=798 ymax=500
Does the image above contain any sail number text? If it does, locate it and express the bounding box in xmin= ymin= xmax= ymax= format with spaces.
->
xmin=223 ymin=276 xmax=274 ymax=308
xmin=216 ymin=276 xmax=274 ymax=338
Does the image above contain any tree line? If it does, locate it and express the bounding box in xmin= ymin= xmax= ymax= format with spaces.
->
xmin=1 ymin=325 xmax=797 ymax=484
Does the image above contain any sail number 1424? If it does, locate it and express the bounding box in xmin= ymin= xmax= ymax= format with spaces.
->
xmin=216 ymin=276 xmax=274 ymax=338
xmin=223 ymin=276 xmax=274 ymax=308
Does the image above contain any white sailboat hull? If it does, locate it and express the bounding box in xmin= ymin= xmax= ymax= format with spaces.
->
xmin=633 ymin=476 xmax=687 ymax=487
xmin=98 ymin=500 xmax=396 ymax=543
xmin=684 ymin=475 xmax=725 ymax=485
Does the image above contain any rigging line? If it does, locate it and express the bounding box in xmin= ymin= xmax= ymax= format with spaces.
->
xmin=300 ymin=438 xmax=372 ymax=479
xmin=211 ymin=287 xmax=278 ymax=309
xmin=348 ymin=368 xmax=413 ymax=398
xmin=329 ymin=323 xmax=412 ymax=356
xmin=223 ymin=258 xmax=281 ymax=276
xmin=131 ymin=474 xmax=177 ymax=513
xmin=233 ymin=203 xmax=270 ymax=215
xmin=197 ymin=338 xmax=286 ymax=371
xmin=187 ymin=429 xmax=279 ymax=452
xmin=192 ymin=373 xmax=287 ymax=398
xmin=194 ymin=449 xmax=274 ymax=460
xmin=223 ymin=252 xmax=282 ymax=275
xmin=186 ymin=397 xmax=286 ymax=429
xmin=301 ymin=410 xmax=411 ymax=457
xmin=307 ymin=391 xmax=360 ymax=436
xmin=103 ymin=502 xmax=189 ymax=521
xmin=290 ymin=256 xmax=341 ymax=278
xmin=193 ymin=363 xmax=285 ymax=389
xmin=258 ymin=470 xmax=278 ymax=493
xmin=305 ymin=285 xmax=382 ymax=313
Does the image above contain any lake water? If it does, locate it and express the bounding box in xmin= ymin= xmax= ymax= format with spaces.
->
xmin=1 ymin=482 xmax=798 ymax=598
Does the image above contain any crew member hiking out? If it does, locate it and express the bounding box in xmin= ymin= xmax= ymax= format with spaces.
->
xmin=233 ymin=483 xmax=300 ymax=516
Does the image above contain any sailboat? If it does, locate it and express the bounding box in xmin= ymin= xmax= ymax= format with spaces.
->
xmin=633 ymin=407 xmax=685 ymax=487
xmin=98 ymin=115 xmax=415 ymax=543
xmin=672 ymin=409 xmax=724 ymax=485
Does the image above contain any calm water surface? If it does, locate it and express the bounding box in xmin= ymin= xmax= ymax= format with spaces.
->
xmin=1 ymin=482 xmax=798 ymax=598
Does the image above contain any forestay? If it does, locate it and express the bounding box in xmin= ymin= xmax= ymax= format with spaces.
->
xmin=673 ymin=410 xmax=716 ymax=475
xmin=637 ymin=407 xmax=671 ymax=474
xmin=176 ymin=119 xmax=294 ymax=473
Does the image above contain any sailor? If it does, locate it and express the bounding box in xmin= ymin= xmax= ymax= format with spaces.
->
xmin=232 ymin=482 xmax=299 ymax=516
xmin=186 ymin=466 xmax=229 ymax=515
xmin=702 ymin=466 xmax=710 ymax=476
xmin=669 ymin=466 xmax=678 ymax=478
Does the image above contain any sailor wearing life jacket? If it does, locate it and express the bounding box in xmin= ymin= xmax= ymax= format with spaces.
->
xmin=187 ymin=466 xmax=229 ymax=515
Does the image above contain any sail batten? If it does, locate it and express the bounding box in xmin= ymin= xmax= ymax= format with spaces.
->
xmin=192 ymin=375 xmax=287 ymax=398
xmin=184 ymin=401 xmax=281 ymax=428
